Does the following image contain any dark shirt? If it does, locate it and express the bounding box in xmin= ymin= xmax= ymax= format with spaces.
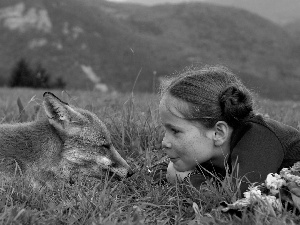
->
xmin=193 ymin=114 xmax=300 ymax=194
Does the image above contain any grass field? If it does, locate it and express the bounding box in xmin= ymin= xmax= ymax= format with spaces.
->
xmin=0 ymin=87 xmax=299 ymax=225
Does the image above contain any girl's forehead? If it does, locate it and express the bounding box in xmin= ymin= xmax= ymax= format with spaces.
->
xmin=160 ymin=94 xmax=191 ymax=119
xmin=160 ymin=94 xmax=208 ymax=130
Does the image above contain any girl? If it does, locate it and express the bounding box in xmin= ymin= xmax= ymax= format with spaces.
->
xmin=155 ymin=65 xmax=300 ymax=194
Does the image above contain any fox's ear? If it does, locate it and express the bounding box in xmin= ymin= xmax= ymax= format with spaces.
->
xmin=43 ymin=92 xmax=86 ymax=131
xmin=43 ymin=92 xmax=70 ymax=121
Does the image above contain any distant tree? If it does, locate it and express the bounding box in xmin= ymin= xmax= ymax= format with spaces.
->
xmin=9 ymin=59 xmax=66 ymax=89
xmin=9 ymin=59 xmax=33 ymax=87
xmin=52 ymin=77 xmax=66 ymax=89
xmin=0 ymin=74 xmax=7 ymax=87
xmin=34 ymin=63 xmax=50 ymax=88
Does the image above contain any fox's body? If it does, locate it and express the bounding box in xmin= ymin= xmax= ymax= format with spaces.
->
xmin=0 ymin=92 xmax=132 ymax=188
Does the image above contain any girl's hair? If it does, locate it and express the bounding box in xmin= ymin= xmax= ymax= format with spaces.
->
xmin=160 ymin=65 xmax=254 ymax=128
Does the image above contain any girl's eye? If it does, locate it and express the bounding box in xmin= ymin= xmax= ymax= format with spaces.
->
xmin=171 ymin=128 xmax=180 ymax=134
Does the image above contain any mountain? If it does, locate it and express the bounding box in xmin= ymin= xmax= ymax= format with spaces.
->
xmin=121 ymin=2 xmax=300 ymax=99
xmin=0 ymin=0 xmax=300 ymax=100
xmin=204 ymin=0 xmax=300 ymax=25
xmin=285 ymin=19 xmax=300 ymax=39
xmin=284 ymin=19 xmax=300 ymax=67
xmin=120 ymin=0 xmax=300 ymax=25
xmin=0 ymin=0 xmax=142 ymax=90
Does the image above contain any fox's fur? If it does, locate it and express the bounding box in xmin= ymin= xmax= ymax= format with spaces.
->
xmin=0 ymin=92 xmax=132 ymax=188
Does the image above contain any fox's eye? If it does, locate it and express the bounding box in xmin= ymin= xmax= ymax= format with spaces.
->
xmin=71 ymin=120 xmax=82 ymax=125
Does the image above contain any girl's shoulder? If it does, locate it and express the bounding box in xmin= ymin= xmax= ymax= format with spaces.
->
xmin=246 ymin=114 xmax=300 ymax=138
xmin=241 ymin=114 xmax=300 ymax=156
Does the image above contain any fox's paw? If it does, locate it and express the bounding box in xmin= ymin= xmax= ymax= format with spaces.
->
xmin=27 ymin=170 xmax=60 ymax=191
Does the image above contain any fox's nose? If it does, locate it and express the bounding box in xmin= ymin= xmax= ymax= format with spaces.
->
xmin=126 ymin=168 xmax=134 ymax=178
xmin=162 ymin=139 xmax=171 ymax=149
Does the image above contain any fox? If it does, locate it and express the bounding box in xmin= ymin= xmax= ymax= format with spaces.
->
xmin=0 ymin=92 xmax=133 ymax=189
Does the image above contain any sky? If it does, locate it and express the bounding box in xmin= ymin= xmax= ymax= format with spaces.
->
xmin=107 ymin=0 xmax=127 ymax=2
xmin=106 ymin=0 xmax=201 ymax=5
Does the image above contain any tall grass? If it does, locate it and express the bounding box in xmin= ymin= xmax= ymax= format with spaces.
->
xmin=0 ymin=88 xmax=299 ymax=224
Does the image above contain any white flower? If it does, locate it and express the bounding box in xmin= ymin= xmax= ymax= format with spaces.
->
xmin=260 ymin=195 xmax=282 ymax=212
xmin=265 ymin=173 xmax=286 ymax=194
xmin=244 ymin=186 xmax=262 ymax=199
xmin=280 ymin=169 xmax=300 ymax=186
xmin=263 ymin=195 xmax=276 ymax=204
xmin=222 ymin=163 xmax=300 ymax=216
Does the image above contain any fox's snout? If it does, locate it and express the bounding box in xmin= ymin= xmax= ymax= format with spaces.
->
xmin=105 ymin=146 xmax=134 ymax=178
xmin=90 ymin=145 xmax=133 ymax=179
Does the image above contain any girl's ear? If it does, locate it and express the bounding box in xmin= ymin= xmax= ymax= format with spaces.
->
xmin=212 ymin=121 xmax=232 ymax=146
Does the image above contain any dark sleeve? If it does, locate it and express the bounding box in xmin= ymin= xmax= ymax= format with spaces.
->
xmin=230 ymin=123 xmax=284 ymax=194
xmin=185 ymin=174 xmax=207 ymax=189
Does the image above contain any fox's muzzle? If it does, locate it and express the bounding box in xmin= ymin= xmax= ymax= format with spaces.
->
xmin=93 ymin=146 xmax=134 ymax=179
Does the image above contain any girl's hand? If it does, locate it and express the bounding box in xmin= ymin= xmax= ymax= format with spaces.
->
xmin=166 ymin=161 xmax=194 ymax=184
xmin=166 ymin=161 xmax=208 ymax=189
xmin=148 ymin=156 xmax=207 ymax=188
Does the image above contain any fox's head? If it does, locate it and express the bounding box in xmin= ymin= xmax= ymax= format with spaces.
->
xmin=42 ymin=92 xmax=133 ymax=180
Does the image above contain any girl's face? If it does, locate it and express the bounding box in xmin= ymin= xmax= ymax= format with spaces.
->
xmin=159 ymin=94 xmax=220 ymax=172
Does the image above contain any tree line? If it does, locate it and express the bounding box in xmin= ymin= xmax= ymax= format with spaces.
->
xmin=8 ymin=59 xmax=66 ymax=89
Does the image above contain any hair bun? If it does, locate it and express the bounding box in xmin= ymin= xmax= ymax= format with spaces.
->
xmin=219 ymin=85 xmax=253 ymax=126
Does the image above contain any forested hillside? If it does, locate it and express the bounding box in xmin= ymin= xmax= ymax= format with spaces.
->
xmin=0 ymin=0 xmax=300 ymax=99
